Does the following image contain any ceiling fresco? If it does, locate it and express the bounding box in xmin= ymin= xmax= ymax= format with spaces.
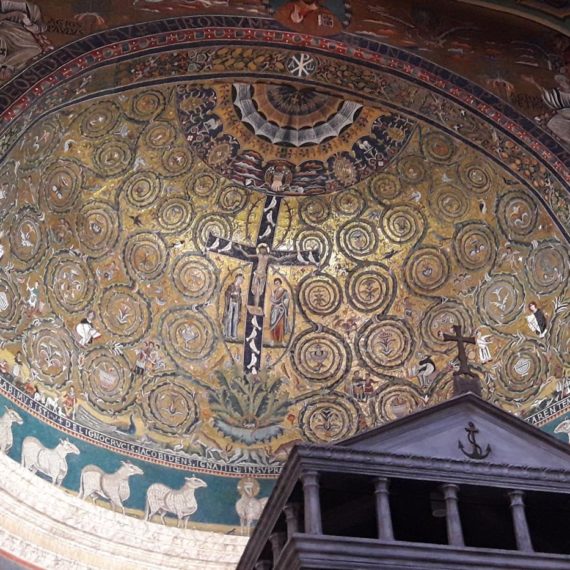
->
xmin=0 ymin=0 xmax=568 ymax=149
xmin=0 ymin=8 xmax=567 ymax=535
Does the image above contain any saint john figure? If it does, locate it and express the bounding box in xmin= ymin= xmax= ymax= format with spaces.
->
xmin=269 ymin=278 xmax=290 ymax=344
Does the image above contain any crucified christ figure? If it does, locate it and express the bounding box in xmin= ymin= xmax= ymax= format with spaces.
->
xmin=237 ymin=243 xmax=299 ymax=315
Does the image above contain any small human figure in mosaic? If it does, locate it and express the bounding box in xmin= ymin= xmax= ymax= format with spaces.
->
xmin=269 ymin=278 xmax=290 ymax=344
xmin=223 ymin=273 xmax=244 ymax=341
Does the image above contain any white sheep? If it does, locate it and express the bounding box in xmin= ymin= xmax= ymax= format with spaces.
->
xmin=0 ymin=407 xmax=23 ymax=453
xmin=145 ymin=476 xmax=207 ymax=528
xmin=79 ymin=461 xmax=144 ymax=514
xmin=554 ymin=419 xmax=570 ymax=443
xmin=21 ymin=437 xmax=80 ymax=485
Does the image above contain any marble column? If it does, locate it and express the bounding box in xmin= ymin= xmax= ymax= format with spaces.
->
xmin=508 ymin=491 xmax=533 ymax=552
xmin=269 ymin=532 xmax=286 ymax=564
xmin=284 ymin=503 xmax=300 ymax=538
xmin=441 ymin=483 xmax=464 ymax=547
xmin=374 ymin=477 xmax=394 ymax=540
xmin=302 ymin=470 xmax=323 ymax=535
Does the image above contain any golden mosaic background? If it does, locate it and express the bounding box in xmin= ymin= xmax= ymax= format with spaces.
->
xmin=0 ymin=80 xmax=568 ymax=465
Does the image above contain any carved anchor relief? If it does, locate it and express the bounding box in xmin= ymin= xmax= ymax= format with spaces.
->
xmin=458 ymin=421 xmax=491 ymax=460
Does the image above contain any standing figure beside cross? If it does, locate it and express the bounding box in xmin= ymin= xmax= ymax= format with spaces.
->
xmin=207 ymin=195 xmax=319 ymax=374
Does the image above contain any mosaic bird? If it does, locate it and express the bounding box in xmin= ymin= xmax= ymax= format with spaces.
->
xmin=116 ymin=414 xmax=137 ymax=436
xmin=129 ymin=214 xmax=143 ymax=227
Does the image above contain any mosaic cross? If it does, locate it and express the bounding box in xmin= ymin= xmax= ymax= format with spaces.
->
xmin=442 ymin=324 xmax=476 ymax=376
xmin=207 ymin=195 xmax=320 ymax=374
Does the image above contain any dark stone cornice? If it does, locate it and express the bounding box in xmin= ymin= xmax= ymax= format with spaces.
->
xmin=277 ymin=534 xmax=570 ymax=570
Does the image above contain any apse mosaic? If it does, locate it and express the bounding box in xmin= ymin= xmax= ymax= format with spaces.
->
xmin=0 ymin=11 xmax=568 ymax=531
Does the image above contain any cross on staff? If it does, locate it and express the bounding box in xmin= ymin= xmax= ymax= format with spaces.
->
xmin=442 ymin=324 xmax=476 ymax=376
xmin=207 ymin=195 xmax=319 ymax=374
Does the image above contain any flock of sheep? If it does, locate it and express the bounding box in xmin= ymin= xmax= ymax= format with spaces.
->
xmin=0 ymin=406 xmax=268 ymax=531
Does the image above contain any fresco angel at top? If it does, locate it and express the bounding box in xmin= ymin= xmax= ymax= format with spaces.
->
xmin=0 ymin=0 xmax=52 ymax=81
xmin=523 ymin=68 xmax=570 ymax=146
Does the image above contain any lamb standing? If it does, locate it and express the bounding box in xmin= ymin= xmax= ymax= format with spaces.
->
xmin=145 ymin=476 xmax=207 ymax=528
xmin=554 ymin=419 xmax=570 ymax=443
xmin=235 ymin=477 xmax=269 ymax=535
xmin=79 ymin=461 xmax=144 ymax=514
xmin=21 ymin=437 xmax=80 ymax=485
xmin=0 ymin=407 xmax=23 ymax=453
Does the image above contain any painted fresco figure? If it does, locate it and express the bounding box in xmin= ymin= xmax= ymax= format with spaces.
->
xmin=269 ymin=277 xmax=289 ymax=344
xmin=76 ymin=311 xmax=101 ymax=346
xmin=235 ymin=477 xmax=268 ymax=535
xmin=274 ymin=0 xmax=343 ymax=34
xmin=223 ymin=273 xmax=244 ymax=341
xmin=363 ymin=374 xmax=375 ymax=399
xmin=264 ymin=162 xmax=293 ymax=193
xmin=0 ymin=0 xmax=52 ymax=80
xmin=526 ymin=301 xmax=547 ymax=338
xmin=523 ymin=70 xmax=570 ymax=145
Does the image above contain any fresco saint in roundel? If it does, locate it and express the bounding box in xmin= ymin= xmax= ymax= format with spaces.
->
xmin=269 ymin=0 xmax=350 ymax=35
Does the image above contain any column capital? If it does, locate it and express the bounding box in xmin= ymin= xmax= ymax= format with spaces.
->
xmin=508 ymin=490 xmax=525 ymax=506
xmin=301 ymin=470 xmax=320 ymax=484
xmin=441 ymin=483 xmax=460 ymax=498
xmin=283 ymin=502 xmax=301 ymax=537
xmin=269 ymin=531 xmax=286 ymax=543
xmin=269 ymin=532 xmax=286 ymax=565
xmin=283 ymin=502 xmax=300 ymax=518
xmin=374 ymin=477 xmax=390 ymax=492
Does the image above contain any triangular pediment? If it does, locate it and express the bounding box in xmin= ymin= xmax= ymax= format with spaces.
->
xmin=342 ymin=394 xmax=570 ymax=470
